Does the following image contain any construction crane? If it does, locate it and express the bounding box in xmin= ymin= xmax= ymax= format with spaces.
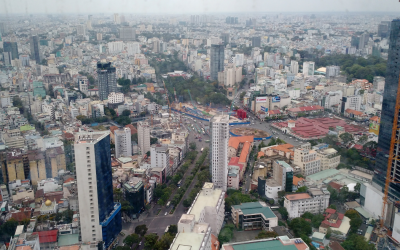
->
xmin=162 ymin=80 xmax=172 ymax=119
xmin=187 ymin=89 xmax=197 ymax=109
xmin=381 ymin=73 xmax=400 ymax=230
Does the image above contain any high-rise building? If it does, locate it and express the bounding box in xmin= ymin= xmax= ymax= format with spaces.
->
xmin=126 ymin=42 xmax=140 ymax=55
xmin=210 ymin=115 xmax=229 ymax=191
xmin=30 ymin=36 xmax=41 ymax=64
xmin=325 ymin=65 xmax=340 ymax=78
xmin=302 ymin=61 xmax=315 ymax=76
xmin=115 ymin=127 xmax=132 ymax=158
xmin=378 ymin=23 xmax=389 ymax=38
xmin=97 ymin=62 xmax=117 ymax=101
xmin=78 ymin=76 xmax=88 ymax=94
xmin=290 ymin=61 xmax=299 ymax=74
xmin=97 ymin=33 xmax=102 ymax=41
xmin=113 ymin=13 xmax=120 ymax=24
xmin=119 ymin=26 xmax=136 ymax=41
xmin=252 ymin=36 xmax=261 ymax=47
xmin=77 ymin=24 xmax=86 ymax=36
xmin=152 ymin=39 xmax=160 ymax=53
xmin=0 ymin=22 xmax=7 ymax=34
xmin=137 ymin=121 xmax=150 ymax=156
xmin=3 ymin=42 xmax=18 ymax=60
xmin=74 ymin=131 xmax=122 ymax=249
xmin=19 ymin=55 xmax=29 ymax=66
xmin=373 ymin=19 xmax=400 ymax=205
xmin=221 ymin=33 xmax=229 ymax=45
xmin=358 ymin=33 xmax=368 ymax=50
xmin=151 ymin=144 xmax=170 ymax=180
xmin=3 ymin=52 xmax=11 ymax=66
xmin=226 ymin=16 xmax=238 ymax=24
xmin=210 ymin=44 xmax=225 ymax=81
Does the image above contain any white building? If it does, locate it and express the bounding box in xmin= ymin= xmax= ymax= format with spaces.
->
xmin=126 ymin=42 xmax=140 ymax=56
xmin=316 ymin=148 xmax=340 ymax=171
xmin=187 ymin=183 xmax=225 ymax=234
xmin=138 ymin=121 xmax=150 ymax=156
xmin=108 ymin=92 xmax=124 ymax=104
xmin=340 ymin=95 xmax=362 ymax=112
xmin=77 ymin=24 xmax=86 ymax=36
xmin=115 ymin=127 xmax=132 ymax=158
xmin=293 ymin=145 xmax=321 ymax=176
xmin=290 ymin=61 xmax=299 ymax=74
xmin=224 ymin=67 xmax=236 ymax=87
xmin=324 ymin=91 xmax=343 ymax=110
xmin=326 ymin=65 xmax=340 ymax=77
xmin=108 ymin=41 xmax=124 ymax=54
xmin=78 ymin=76 xmax=88 ymax=94
xmin=210 ymin=115 xmax=229 ymax=191
xmin=302 ymin=61 xmax=315 ymax=76
xmin=150 ymin=144 xmax=170 ymax=173
xmin=284 ymin=188 xmax=330 ymax=218
xmin=235 ymin=54 xmax=244 ymax=66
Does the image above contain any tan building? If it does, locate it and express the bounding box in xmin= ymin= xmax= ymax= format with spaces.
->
xmin=6 ymin=150 xmax=26 ymax=182
xmin=3 ymin=129 xmax=25 ymax=149
xmin=45 ymin=147 xmax=66 ymax=177
xmin=28 ymin=151 xmax=47 ymax=186
xmin=293 ymin=144 xmax=321 ymax=176
xmin=317 ymin=148 xmax=340 ymax=171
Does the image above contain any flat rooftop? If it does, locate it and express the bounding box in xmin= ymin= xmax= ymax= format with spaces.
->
xmin=188 ymin=188 xmax=222 ymax=222
xmin=169 ymin=232 xmax=205 ymax=250
xmin=222 ymin=237 xmax=308 ymax=250
xmin=233 ymin=202 xmax=276 ymax=219
xmin=285 ymin=193 xmax=311 ymax=201
xmin=211 ymin=115 xmax=229 ymax=123
xmin=75 ymin=131 xmax=110 ymax=144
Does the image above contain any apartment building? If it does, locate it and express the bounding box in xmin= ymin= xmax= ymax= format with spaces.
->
xmin=231 ymin=201 xmax=278 ymax=231
xmin=340 ymin=95 xmax=362 ymax=113
xmin=150 ymin=144 xmax=170 ymax=177
xmin=316 ymin=148 xmax=340 ymax=171
xmin=284 ymin=188 xmax=330 ymax=218
xmin=187 ymin=182 xmax=225 ymax=235
xmin=293 ymin=145 xmax=321 ymax=176
xmin=137 ymin=121 xmax=150 ymax=156
xmin=115 ymin=127 xmax=132 ymax=158
xmin=210 ymin=115 xmax=229 ymax=191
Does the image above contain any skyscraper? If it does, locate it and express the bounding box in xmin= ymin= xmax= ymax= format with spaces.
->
xmin=210 ymin=44 xmax=225 ymax=81
xmin=252 ymin=36 xmax=261 ymax=47
xmin=302 ymin=61 xmax=315 ymax=76
xmin=74 ymin=131 xmax=121 ymax=249
xmin=115 ymin=127 xmax=132 ymax=158
xmin=119 ymin=26 xmax=136 ymax=41
xmin=221 ymin=33 xmax=229 ymax=45
xmin=77 ymin=24 xmax=86 ymax=36
xmin=290 ymin=61 xmax=299 ymax=74
xmin=210 ymin=115 xmax=229 ymax=191
xmin=30 ymin=36 xmax=41 ymax=64
xmin=3 ymin=42 xmax=18 ymax=60
xmin=138 ymin=121 xmax=150 ymax=156
xmin=97 ymin=62 xmax=117 ymax=101
xmin=373 ymin=19 xmax=400 ymax=203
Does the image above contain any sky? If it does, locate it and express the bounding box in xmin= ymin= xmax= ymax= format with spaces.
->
xmin=1 ymin=0 xmax=400 ymax=15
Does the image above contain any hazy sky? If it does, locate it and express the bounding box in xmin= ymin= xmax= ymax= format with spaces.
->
xmin=1 ymin=0 xmax=400 ymax=15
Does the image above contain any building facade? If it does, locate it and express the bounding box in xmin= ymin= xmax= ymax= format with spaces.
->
xmin=316 ymin=148 xmax=340 ymax=171
xmin=74 ymin=132 xmax=122 ymax=250
xmin=231 ymin=202 xmax=278 ymax=231
xmin=284 ymin=188 xmax=330 ymax=218
xmin=97 ymin=62 xmax=117 ymax=101
xmin=30 ymin=36 xmax=41 ymax=64
xmin=3 ymin=42 xmax=18 ymax=60
xmin=137 ymin=121 xmax=150 ymax=156
xmin=210 ymin=44 xmax=224 ymax=81
xmin=115 ymin=127 xmax=132 ymax=158
xmin=210 ymin=115 xmax=229 ymax=191
xmin=293 ymin=146 xmax=321 ymax=176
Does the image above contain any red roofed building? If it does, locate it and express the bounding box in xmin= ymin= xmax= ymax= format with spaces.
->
xmin=287 ymin=105 xmax=324 ymax=116
xmin=125 ymin=124 xmax=137 ymax=134
xmin=328 ymin=181 xmax=343 ymax=192
xmin=344 ymin=109 xmax=368 ymax=120
xmin=321 ymin=208 xmax=345 ymax=229
xmin=10 ymin=207 xmax=33 ymax=221
xmin=33 ymin=229 xmax=58 ymax=249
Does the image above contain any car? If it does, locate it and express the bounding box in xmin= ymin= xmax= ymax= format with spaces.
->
xmin=139 ymin=242 xmax=142 ymax=246
xmin=165 ymin=212 xmax=168 ymax=216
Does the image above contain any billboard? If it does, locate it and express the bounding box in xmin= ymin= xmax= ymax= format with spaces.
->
xmin=261 ymin=106 xmax=268 ymax=112
xmin=272 ymin=96 xmax=281 ymax=103
xmin=256 ymin=96 xmax=267 ymax=103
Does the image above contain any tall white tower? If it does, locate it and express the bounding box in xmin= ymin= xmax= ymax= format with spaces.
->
xmin=138 ymin=121 xmax=150 ymax=156
xmin=210 ymin=115 xmax=229 ymax=191
xmin=115 ymin=127 xmax=132 ymax=158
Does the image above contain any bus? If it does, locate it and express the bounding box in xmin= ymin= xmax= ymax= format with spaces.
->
xmin=165 ymin=226 xmax=170 ymax=233
xmin=205 ymin=140 xmax=210 ymax=143
xmin=166 ymin=201 xmax=171 ymax=207
xmin=177 ymin=180 xmax=182 ymax=187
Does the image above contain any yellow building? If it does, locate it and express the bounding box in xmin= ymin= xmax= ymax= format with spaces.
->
xmin=6 ymin=150 xmax=26 ymax=182
xmin=369 ymin=116 xmax=380 ymax=135
xmin=28 ymin=151 xmax=47 ymax=186
xmin=45 ymin=147 xmax=66 ymax=177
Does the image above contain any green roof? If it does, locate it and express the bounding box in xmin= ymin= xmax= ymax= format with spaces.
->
xmin=20 ymin=124 xmax=35 ymax=131
xmin=33 ymin=81 xmax=44 ymax=88
xmin=306 ymin=169 xmax=340 ymax=182
xmin=355 ymin=207 xmax=371 ymax=219
xmin=231 ymin=239 xmax=298 ymax=250
xmin=57 ymin=234 xmax=79 ymax=246
xmin=233 ymin=202 xmax=276 ymax=219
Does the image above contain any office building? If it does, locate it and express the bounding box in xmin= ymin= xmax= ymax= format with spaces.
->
xmin=340 ymin=95 xmax=362 ymax=113
xmin=231 ymin=201 xmax=278 ymax=231
xmin=210 ymin=44 xmax=224 ymax=81
xmin=0 ymin=22 xmax=7 ymax=34
xmin=302 ymin=61 xmax=315 ymax=76
xmin=74 ymin=131 xmax=121 ymax=249
xmin=153 ymin=39 xmax=160 ymax=53
xmin=30 ymin=36 xmax=41 ymax=64
xmin=290 ymin=60 xmax=299 ymax=74
xmin=119 ymin=26 xmax=136 ymax=41
xmin=186 ymin=182 xmax=225 ymax=234
xmin=150 ymin=145 xmax=170 ymax=178
xmin=210 ymin=115 xmax=229 ymax=191
xmin=293 ymin=144 xmax=321 ymax=176
xmin=137 ymin=121 xmax=150 ymax=156
xmin=316 ymin=147 xmax=340 ymax=171
xmin=122 ymin=178 xmax=144 ymax=216
xmin=77 ymin=24 xmax=86 ymax=36
xmin=373 ymin=76 xmax=385 ymax=92
xmin=113 ymin=13 xmax=120 ymax=24
xmin=19 ymin=55 xmax=29 ymax=66
xmin=359 ymin=33 xmax=368 ymax=50
xmin=265 ymin=160 xmax=293 ymax=200
xmin=326 ymin=65 xmax=340 ymax=78
xmin=97 ymin=62 xmax=117 ymax=101
xmin=3 ymin=51 xmax=11 ymax=66
xmin=284 ymin=188 xmax=330 ymax=218
xmin=373 ymin=19 xmax=400 ymax=209
xmin=97 ymin=33 xmax=102 ymax=41
xmin=3 ymin=42 xmax=18 ymax=60
xmin=221 ymin=33 xmax=229 ymax=45
xmin=126 ymin=42 xmax=140 ymax=55
xmin=226 ymin=16 xmax=238 ymax=24
xmin=115 ymin=127 xmax=132 ymax=158
xmin=378 ymin=22 xmax=390 ymax=38
xmin=252 ymin=36 xmax=261 ymax=47
xmin=235 ymin=54 xmax=244 ymax=66
xmin=78 ymin=76 xmax=88 ymax=94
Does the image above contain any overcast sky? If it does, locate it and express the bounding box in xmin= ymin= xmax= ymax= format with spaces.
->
xmin=1 ymin=0 xmax=400 ymax=15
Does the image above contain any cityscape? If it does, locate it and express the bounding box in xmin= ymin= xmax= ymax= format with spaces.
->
xmin=0 ymin=1 xmax=400 ymax=250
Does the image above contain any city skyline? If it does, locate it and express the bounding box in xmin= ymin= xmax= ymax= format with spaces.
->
xmin=1 ymin=0 xmax=400 ymax=14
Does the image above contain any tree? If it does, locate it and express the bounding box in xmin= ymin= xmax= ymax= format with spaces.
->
xmin=131 ymin=133 xmax=138 ymax=143
xmin=345 ymin=209 xmax=360 ymax=220
xmin=311 ymin=214 xmax=325 ymax=228
xmin=255 ymin=230 xmax=278 ymax=239
xmin=189 ymin=142 xmax=197 ymax=150
xmin=268 ymin=199 xmax=275 ymax=206
xmin=183 ymin=199 xmax=192 ymax=208
xmin=153 ymin=233 xmax=175 ymax=250
xmin=358 ymin=135 xmax=368 ymax=144
xmin=326 ymin=228 xmax=332 ymax=239
xmin=278 ymin=207 xmax=289 ymax=220
xmin=329 ymin=204 xmax=337 ymax=210
xmin=123 ymin=234 xmax=140 ymax=246
xmin=340 ymin=132 xmax=354 ymax=144
xmin=135 ymin=224 xmax=148 ymax=236
xmin=289 ymin=218 xmax=312 ymax=237
xmin=121 ymin=110 xmax=131 ymax=117
xmin=167 ymin=225 xmax=178 ymax=235
xmin=150 ymin=137 xmax=158 ymax=145
xmin=355 ymin=183 xmax=361 ymax=193
xmin=296 ymin=186 xmax=308 ymax=193
xmin=350 ymin=216 xmax=363 ymax=234
xmin=144 ymin=233 xmax=159 ymax=250
xmin=341 ymin=234 xmax=376 ymax=250
xmin=146 ymin=151 xmax=150 ymax=157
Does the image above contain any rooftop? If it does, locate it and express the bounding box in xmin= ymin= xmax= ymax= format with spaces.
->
xmin=75 ymin=131 xmax=110 ymax=145
xmin=211 ymin=115 xmax=229 ymax=123
xmin=170 ymin=232 xmax=205 ymax=250
xmin=232 ymin=202 xmax=276 ymax=219
xmin=306 ymin=169 xmax=340 ymax=182
xmin=188 ymin=185 xmax=222 ymax=222
xmin=222 ymin=237 xmax=308 ymax=250
xmin=285 ymin=193 xmax=311 ymax=201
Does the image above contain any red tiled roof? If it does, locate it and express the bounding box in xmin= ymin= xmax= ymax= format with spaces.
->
xmin=353 ymin=144 xmax=363 ymax=150
xmin=125 ymin=124 xmax=137 ymax=134
xmin=345 ymin=109 xmax=364 ymax=116
xmin=10 ymin=208 xmax=33 ymax=221
xmin=64 ymin=178 xmax=75 ymax=184
xmin=33 ymin=230 xmax=58 ymax=243
xmin=328 ymin=182 xmax=343 ymax=192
